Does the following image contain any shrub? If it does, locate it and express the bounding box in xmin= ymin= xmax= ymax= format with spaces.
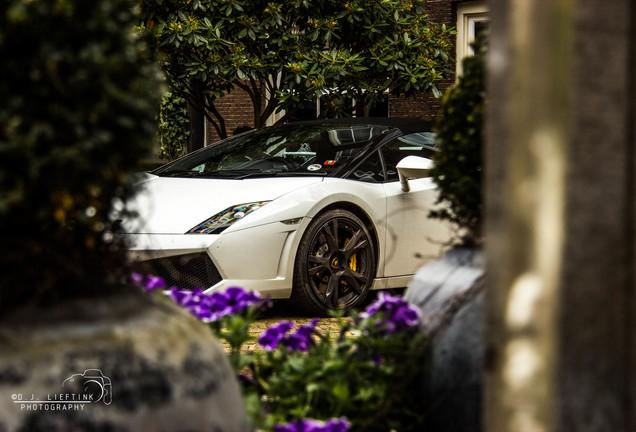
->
xmin=158 ymin=91 xmax=189 ymax=161
xmin=429 ymin=39 xmax=486 ymax=246
xmin=134 ymin=275 xmax=429 ymax=432
xmin=0 ymin=0 xmax=159 ymax=314
xmin=247 ymin=296 xmax=427 ymax=432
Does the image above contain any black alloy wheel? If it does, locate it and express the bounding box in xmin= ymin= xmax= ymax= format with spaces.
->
xmin=292 ymin=209 xmax=376 ymax=315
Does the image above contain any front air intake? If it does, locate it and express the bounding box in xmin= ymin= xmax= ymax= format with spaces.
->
xmin=134 ymin=252 xmax=222 ymax=290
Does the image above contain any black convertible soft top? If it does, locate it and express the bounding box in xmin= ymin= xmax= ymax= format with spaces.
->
xmin=288 ymin=117 xmax=433 ymax=136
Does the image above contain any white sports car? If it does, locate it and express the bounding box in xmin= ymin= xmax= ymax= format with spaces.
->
xmin=123 ymin=118 xmax=452 ymax=314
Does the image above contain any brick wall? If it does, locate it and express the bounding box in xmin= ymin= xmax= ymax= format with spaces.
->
xmin=207 ymin=86 xmax=256 ymax=143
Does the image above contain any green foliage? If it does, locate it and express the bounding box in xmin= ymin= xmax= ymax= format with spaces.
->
xmin=243 ymin=315 xmax=429 ymax=432
xmin=158 ymin=91 xmax=189 ymax=161
xmin=0 ymin=0 xmax=160 ymax=312
xmin=140 ymin=0 xmax=456 ymax=137
xmin=136 ymin=277 xmax=429 ymax=432
xmin=429 ymin=40 xmax=485 ymax=246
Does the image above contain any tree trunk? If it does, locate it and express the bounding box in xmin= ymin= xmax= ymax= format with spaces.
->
xmin=187 ymin=98 xmax=205 ymax=153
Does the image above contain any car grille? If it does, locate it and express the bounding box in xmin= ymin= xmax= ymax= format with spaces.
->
xmin=134 ymin=252 xmax=222 ymax=290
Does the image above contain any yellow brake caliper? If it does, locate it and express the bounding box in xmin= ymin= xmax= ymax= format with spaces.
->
xmin=342 ymin=238 xmax=358 ymax=293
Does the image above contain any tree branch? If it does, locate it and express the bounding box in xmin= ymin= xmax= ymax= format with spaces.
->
xmin=234 ymin=80 xmax=255 ymax=100
xmin=273 ymin=107 xmax=296 ymax=125
xmin=204 ymin=96 xmax=227 ymax=139
xmin=248 ymin=77 xmax=265 ymax=127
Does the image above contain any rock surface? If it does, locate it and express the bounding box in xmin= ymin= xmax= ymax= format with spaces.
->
xmin=0 ymin=292 xmax=249 ymax=432
xmin=404 ymin=248 xmax=485 ymax=432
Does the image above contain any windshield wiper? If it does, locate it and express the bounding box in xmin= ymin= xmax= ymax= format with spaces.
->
xmin=159 ymin=169 xmax=261 ymax=178
xmin=235 ymin=171 xmax=328 ymax=179
xmin=159 ymin=169 xmax=327 ymax=179
xmin=158 ymin=170 xmax=206 ymax=178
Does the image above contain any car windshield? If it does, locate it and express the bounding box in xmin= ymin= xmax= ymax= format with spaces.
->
xmin=397 ymin=132 xmax=438 ymax=151
xmin=154 ymin=123 xmax=389 ymax=178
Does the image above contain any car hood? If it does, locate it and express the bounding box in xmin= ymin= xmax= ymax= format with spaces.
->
xmin=122 ymin=174 xmax=323 ymax=234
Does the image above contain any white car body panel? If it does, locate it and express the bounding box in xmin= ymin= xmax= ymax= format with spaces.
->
xmin=124 ymin=174 xmax=451 ymax=298
xmin=383 ymin=177 xmax=449 ymax=276
xmin=123 ymin=175 xmax=324 ymax=234
xmin=125 ymin=176 xmax=399 ymax=297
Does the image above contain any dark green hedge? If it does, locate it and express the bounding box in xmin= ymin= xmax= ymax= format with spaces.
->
xmin=0 ymin=0 xmax=159 ymax=313
xmin=429 ymin=39 xmax=485 ymax=246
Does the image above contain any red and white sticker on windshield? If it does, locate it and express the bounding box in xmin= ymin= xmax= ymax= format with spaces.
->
xmin=307 ymin=164 xmax=322 ymax=171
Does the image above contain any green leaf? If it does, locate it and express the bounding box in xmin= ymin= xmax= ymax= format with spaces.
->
xmin=331 ymin=382 xmax=350 ymax=401
xmin=286 ymin=356 xmax=305 ymax=372
xmin=306 ymin=383 xmax=321 ymax=393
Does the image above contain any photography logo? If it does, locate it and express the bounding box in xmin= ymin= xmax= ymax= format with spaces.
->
xmin=12 ymin=369 xmax=112 ymax=411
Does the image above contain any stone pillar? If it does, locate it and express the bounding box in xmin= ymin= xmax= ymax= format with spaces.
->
xmin=485 ymin=1 xmax=636 ymax=431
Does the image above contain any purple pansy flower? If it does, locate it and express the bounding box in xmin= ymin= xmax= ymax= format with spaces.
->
xmin=274 ymin=418 xmax=350 ymax=432
xmin=168 ymin=286 xmax=261 ymax=322
xmin=360 ymin=292 xmax=420 ymax=332
xmin=258 ymin=321 xmax=295 ymax=351
xmin=131 ymin=274 xmax=265 ymax=321
xmin=258 ymin=319 xmax=319 ymax=352
xmin=169 ymin=287 xmax=203 ymax=307
xmin=214 ymin=286 xmax=262 ymax=317
xmin=130 ymin=272 xmax=144 ymax=285
xmin=145 ymin=275 xmax=167 ymax=291
xmin=169 ymin=287 xmax=213 ymax=320
xmin=323 ymin=419 xmax=350 ymax=432
xmin=131 ymin=272 xmax=166 ymax=293
xmin=285 ymin=319 xmax=319 ymax=352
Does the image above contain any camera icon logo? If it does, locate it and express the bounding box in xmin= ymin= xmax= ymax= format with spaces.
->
xmin=62 ymin=369 xmax=112 ymax=405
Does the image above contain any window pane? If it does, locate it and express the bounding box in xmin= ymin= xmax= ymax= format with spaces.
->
xmin=348 ymin=150 xmax=384 ymax=183
xmin=381 ymin=133 xmax=438 ymax=182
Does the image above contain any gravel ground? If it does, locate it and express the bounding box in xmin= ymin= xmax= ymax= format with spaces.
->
xmin=234 ymin=317 xmax=347 ymax=354
xmin=221 ymin=300 xmax=350 ymax=354
xmin=220 ymin=289 xmax=405 ymax=354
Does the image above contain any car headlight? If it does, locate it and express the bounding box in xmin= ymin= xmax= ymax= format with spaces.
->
xmin=187 ymin=201 xmax=269 ymax=234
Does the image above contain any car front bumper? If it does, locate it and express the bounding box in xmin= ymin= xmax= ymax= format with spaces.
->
xmin=124 ymin=218 xmax=310 ymax=299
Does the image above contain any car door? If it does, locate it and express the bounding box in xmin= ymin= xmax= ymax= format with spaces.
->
xmin=380 ymin=134 xmax=451 ymax=278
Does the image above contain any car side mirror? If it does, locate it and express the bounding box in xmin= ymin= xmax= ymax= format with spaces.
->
xmin=396 ymin=156 xmax=434 ymax=192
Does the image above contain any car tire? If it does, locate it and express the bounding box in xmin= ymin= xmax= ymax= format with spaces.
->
xmin=292 ymin=209 xmax=376 ymax=316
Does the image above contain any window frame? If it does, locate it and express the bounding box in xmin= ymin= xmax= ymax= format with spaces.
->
xmin=456 ymin=1 xmax=489 ymax=76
